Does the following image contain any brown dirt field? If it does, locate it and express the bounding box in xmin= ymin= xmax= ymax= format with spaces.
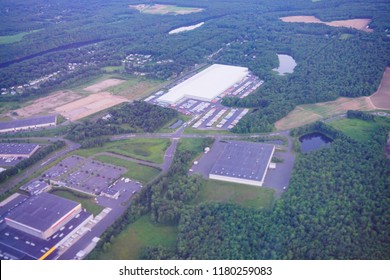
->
xmin=84 ymin=79 xmax=125 ymax=93
xmin=275 ymin=97 xmax=375 ymax=130
xmin=280 ymin=16 xmax=373 ymax=32
xmin=370 ymin=67 xmax=390 ymax=109
xmin=12 ymin=90 xmax=82 ymax=118
xmin=55 ymin=92 xmax=128 ymax=121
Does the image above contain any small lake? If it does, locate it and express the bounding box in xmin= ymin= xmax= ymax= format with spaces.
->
xmin=273 ymin=54 xmax=297 ymax=75
xmin=299 ymin=132 xmax=333 ymax=153
xmin=169 ymin=22 xmax=204 ymax=34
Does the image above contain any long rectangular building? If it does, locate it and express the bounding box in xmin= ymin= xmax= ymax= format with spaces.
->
xmin=5 ymin=193 xmax=82 ymax=240
xmin=0 ymin=143 xmax=40 ymax=158
xmin=157 ymin=64 xmax=249 ymax=104
xmin=0 ymin=115 xmax=57 ymax=133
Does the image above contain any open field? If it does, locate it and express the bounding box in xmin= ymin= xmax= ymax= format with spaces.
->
xmin=83 ymin=78 xmax=125 ymax=93
xmin=49 ymin=188 xmax=103 ymax=216
xmin=94 ymin=216 xmax=177 ymax=260
xmin=275 ymin=97 xmax=375 ymax=130
xmin=130 ymin=4 xmax=203 ymax=15
xmin=12 ymin=90 xmax=82 ymax=118
xmin=370 ymin=67 xmax=390 ymax=109
xmin=280 ymin=16 xmax=373 ymax=32
xmin=74 ymin=138 xmax=170 ymax=164
xmin=192 ymin=180 xmax=275 ymax=210
xmin=94 ymin=155 xmax=161 ymax=184
xmin=0 ymin=30 xmax=41 ymax=45
xmin=329 ymin=117 xmax=390 ymax=142
xmin=106 ymin=77 xmax=165 ymax=99
xmin=54 ymin=92 xmax=127 ymax=121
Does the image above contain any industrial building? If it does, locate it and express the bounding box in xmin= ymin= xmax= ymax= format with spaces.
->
xmin=0 ymin=143 xmax=40 ymax=158
xmin=209 ymin=141 xmax=275 ymax=187
xmin=5 ymin=193 xmax=82 ymax=240
xmin=0 ymin=115 xmax=57 ymax=133
xmin=20 ymin=180 xmax=51 ymax=196
xmin=157 ymin=64 xmax=249 ymax=104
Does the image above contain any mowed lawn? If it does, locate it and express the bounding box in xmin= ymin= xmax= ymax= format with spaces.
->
xmin=95 ymin=216 xmax=177 ymax=260
xmin=94 ymin=155 xmax=161 ymax=184
xmin=192 ymin=180 xmax=275 ymax=210
xmin=329 ymin=117 xmax=390 ymax=142
xmin=74 ymin=138 xmax=170 ymax=164
xmin=49 ymin=189 xmax=103 ymax=216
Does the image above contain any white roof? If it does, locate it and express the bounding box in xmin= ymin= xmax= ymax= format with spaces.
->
xmin=157 ymin=64 xmax=248 ymax=104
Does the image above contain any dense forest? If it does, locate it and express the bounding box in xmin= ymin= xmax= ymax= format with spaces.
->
xmin=66 ymin=101 xmax=178 ymax=146
xmin=1 ymin=1 xmax=389 ymax=133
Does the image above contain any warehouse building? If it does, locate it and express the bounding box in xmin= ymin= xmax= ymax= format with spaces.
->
xmin=157 ymin=64 xmax=249 ymax=104
xmin=209 ymin=141 xmax=275 ymax=187
xmin=5 ymin=193 xmax=82 ymax=240
xmin=0 ymin=143 xmax=40 ymax=158
xmin=0 ymin=115 xmax=57 ymax=133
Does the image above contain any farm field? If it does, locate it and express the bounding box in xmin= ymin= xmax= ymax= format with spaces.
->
xmin=74 ymin=138 xmax=170 ymax=164
xmin=370 ymin=67 xmax=390 ymax=109
xmin=94 ymin=216 xmax=177 ymax=260
xmin=50 ymin=188 xmax=103 ymax=216
xmin=83 ymin=78 xmax=125 ymax=93
xmin=129 ymin=4 xmax=204 ymax=15
xmin=280 ymin=16 xmax=373 ymax=32
xmin=54 ymin=92 xmax=127 ymax=121
xmin=94 ymin=155 xmax=161 ymax=184
xmin=275 ymin=97 xmax=375 ymax=130
xmin=192 ymin=180 xmax=275 ymax=210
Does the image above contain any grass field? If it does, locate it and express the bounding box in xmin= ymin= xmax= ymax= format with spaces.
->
xmin=192 ymin=180 xmax=275 ymax=210
xmin=102 ymin=65 xmax=125 ymax=73
xmin=74 ymin=138 xmax=170 ymax=164
xmin=0 ymin=30 xmax=41 ymax=44
xmin=130 ymin=4 xmax=203 ymax=15
xmin=50 ymin=189 xmax=103 ymax=216
xmin=106 ymin=77 xmax=164 ymax=100
xmin=95 ymin=216 xmax=177 ymax=259
xmin=275 ymin=97 xmax=375 ymax=130
xmin=329 ymin=117 xmax=390 ymax=142
xmin=94 ymin=155 xmax=161 ymax=184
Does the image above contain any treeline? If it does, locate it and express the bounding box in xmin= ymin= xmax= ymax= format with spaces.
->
xmin=174 ymin=123 xmax=390 ymax=259
xmin=0 ymin=141 xmax=65 ymax=185
xmin=347 ymin=110 xmax=375 ymax=121
xmin=66 ymin=101 xmax=178 ymax=144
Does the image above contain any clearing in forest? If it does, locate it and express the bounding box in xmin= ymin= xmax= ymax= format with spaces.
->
xmin=275 ymin=97 xmax=375 ymax=130
xmin=55 ymin=92 xmax=127 ymax=121
xmin=129 ymin=4 xmax=204 ymax=15
xmin=83 ymin=78 xmax=125 ymax=93
xmin=370 ymin=67 xmax=390 ymax=110
xmin=280 ymin=16 xmax=373 ymax=32
xmin=12 ymin=90 xmax=82 ymax=118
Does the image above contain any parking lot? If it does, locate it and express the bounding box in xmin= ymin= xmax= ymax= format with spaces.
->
xmin=42 ymin=155 xmax=126 ymax=195
xmin=145 ymin=72 xmax=262 ymax=131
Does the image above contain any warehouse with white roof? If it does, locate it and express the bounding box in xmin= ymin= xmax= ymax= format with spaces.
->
xmin=157 ymin=64 xmax=249 ymax=104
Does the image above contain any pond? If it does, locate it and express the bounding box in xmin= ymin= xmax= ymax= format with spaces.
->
xmin=299 ymin=132 xmax=333 ymax=153
xmin=169 ymin=22 xmax=204 ymax=34
xmin=273 ymin=54 xmax=297 ymax=75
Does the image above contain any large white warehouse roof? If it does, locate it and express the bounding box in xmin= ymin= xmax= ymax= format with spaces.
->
xmin=157 ymin=64 xmax=249 ymax=104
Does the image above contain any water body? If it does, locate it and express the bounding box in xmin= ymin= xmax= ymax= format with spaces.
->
xmin=299 ymin=132 xmax=333 ymax=153
xmin=0 ymin=39 xmax=104 ymax=68
xmin=273 ymin=54 xmax=297 ymax=75
xmin=169 ymin=22 xmax=204 ymax=34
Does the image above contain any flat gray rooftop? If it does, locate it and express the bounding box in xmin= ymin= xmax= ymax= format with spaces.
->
xmin=0 ymin=143 xmax=39 ymax=155
xmin=0 ymin=115 xmax=56 ymax=131
xmin=5 ymin=193 xmax=80 ymax=232
xmin=210 ymin=141 xmax=274 ymax=182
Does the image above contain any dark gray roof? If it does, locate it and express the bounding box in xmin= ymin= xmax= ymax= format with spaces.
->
xmin=0 ymin=143 xmax=39 ymax=155
xmin=6 ymin=193 xmax=80 ymax=232
xmin=210 ymin=141 xmax=274 ymax=182
xmin=0 ymin=115 xmax=56 ymax=130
